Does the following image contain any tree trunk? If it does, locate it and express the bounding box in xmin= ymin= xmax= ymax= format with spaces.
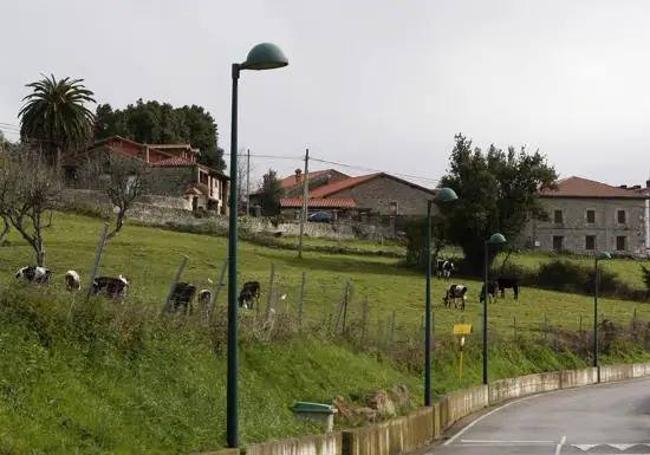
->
xmin=0 ymin=216 xmax=10 ymax=245
xmin=106 ymin=208 xmax=126 ymax=240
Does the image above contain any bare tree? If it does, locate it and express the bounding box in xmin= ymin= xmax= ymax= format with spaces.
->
xmin=81 ymin=155 xmax=148 ymax=239
xmin=0 ymin=147 xmax=62 ymax=266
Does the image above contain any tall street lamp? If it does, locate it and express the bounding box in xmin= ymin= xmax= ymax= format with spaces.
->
xmin=482 ymin=232 xmax=507 ymax=385
xmin=227 ymin=42 xmax=288 ymax=449
xmin=424 ymin=187 xmax=458 ymax=406
xmin=593 ymin=251 xmax=611 ymax=383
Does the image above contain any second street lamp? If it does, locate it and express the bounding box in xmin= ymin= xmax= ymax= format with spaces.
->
xmin=593 ymin=251 xmax=611 ymax=383
xmin=482 ymin=232 xmax=507 ymax=385
xmin=424 ymin=187 xmax=458 ymax=406
xmin=227 ymin=42 xmax=288 ymax=449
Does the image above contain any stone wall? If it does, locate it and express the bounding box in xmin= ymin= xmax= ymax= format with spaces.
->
xmin=334 ymin=175 xmax=436 ymax=216
xmin=523 ymin=197 xmax=647 ymax=255
xmin=59 ymin=189 xmax=400 ymax=241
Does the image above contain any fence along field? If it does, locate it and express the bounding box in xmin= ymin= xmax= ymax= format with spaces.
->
xmin=1 ymin=212 xmax=649 ymax=373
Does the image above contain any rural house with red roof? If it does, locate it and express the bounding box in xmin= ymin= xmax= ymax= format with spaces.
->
xmin=262 ymin=169 xmax=437 ymax=219
xmin=65 ymin=136 xmax=229 ymax=213
xmin=524 ymin=176 xmax=650 ymax=255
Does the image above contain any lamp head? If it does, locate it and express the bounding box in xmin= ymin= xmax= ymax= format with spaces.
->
xmin=434 ymin=187 xmax=459 ymax=203
xmin=240 ymin=43 xmax=288 ymax=70
xmin=596 ymin=251 xmax=612 ymax=261
xmin=487 ymin=233 xmax=507 ymax=245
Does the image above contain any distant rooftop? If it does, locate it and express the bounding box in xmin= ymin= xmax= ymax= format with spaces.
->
xmin=540 ymin=176 xmax=646 ymax=199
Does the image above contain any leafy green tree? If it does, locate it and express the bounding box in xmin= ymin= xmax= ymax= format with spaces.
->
xmin=259 ymin=169 xmax=283 ymax=216
xmin=95 ymin=100 xmax=225 ymax=170
xmin=439 ymin=134 xmax=557 ymax=274
xmin=405 ymin=214 xmax=450 ymax=268
xmin=19 ymin=74 xmax=95 ymax=165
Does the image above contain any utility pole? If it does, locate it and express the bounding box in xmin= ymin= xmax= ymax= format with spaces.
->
xmin=246 ymin=149 xmax=251 ymax=216
xmin=298 ymin=148 xmax=309 ymax=258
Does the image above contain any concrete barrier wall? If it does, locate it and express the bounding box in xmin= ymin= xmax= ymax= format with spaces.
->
xmin=560 ymin=367 xmax=598 ymax=389
xmin=245 ymin=432 xmax=341 ymax=455
xmin=599 ymin=364 xmax=635 ymax=383
xmin=489 ymin=371 xmax=561 ymax=405
xmin=442 ymin=385 xmax=488 ymax=430
xmin=342 ymin=407 xmax=434 ymax=455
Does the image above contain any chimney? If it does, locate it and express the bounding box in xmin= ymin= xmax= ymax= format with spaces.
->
xmin=295 ymin=168 xmax=302 ymax=183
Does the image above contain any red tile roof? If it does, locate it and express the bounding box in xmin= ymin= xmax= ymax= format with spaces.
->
xmin=279 ymin=198 xmax=357 ymax=208
xmin=278 ymin=169 xmax=345 ymax=189
xmin=150 ymin=156 xmax=196 ymax=167
xmin=540 ymin=176 xmax=646 ymax=199
xmin=309 ymin=173 xmax=381 ymax=198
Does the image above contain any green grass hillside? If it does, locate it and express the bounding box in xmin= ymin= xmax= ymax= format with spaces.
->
xmin=1 ymin=213 xmax=647 ymax=338
xmin=0 ymin=212 xmax=649 ymax=452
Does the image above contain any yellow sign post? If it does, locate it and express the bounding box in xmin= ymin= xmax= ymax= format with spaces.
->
xmin=453 ymin=324 xmax=472 ymax=380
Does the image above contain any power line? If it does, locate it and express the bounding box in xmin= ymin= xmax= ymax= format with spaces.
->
xmin=309 ymin=156 xmax=441 ymax=184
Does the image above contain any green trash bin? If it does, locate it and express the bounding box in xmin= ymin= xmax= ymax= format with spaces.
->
xmin=291 ymin=401 xmax=338 ymax=432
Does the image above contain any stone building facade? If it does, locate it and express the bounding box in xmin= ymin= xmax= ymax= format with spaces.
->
xmin=523 ymin=176 xmax=650 ymax=255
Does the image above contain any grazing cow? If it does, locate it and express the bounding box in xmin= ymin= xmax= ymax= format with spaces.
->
xmin=238 ymin=281 xmax=261 ymax=309
xmin=15 ymin=266 xmax=52 ymax=284
xmin=167 ymin=282 xmax=197 ymax=314
xmin=91 ymin=275 xmax=129 ymax=299
xmin=496 ymin=277 xmax=519 ymax=300
xmin=64 ymin=270 xmax=81 ymax=291
xmin=480 ymin=281 xmax=498 ymax=303
xmin=198 ymin=289 xmax=212 ymax=308
xmin=443 ymin=284 xmax=468 ymax=310
xmin=436 ymin=260 xmax=455 ymax=280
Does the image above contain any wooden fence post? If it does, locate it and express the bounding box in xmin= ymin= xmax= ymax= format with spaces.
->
xmin=206 ymin=258 xmax=227 ymax=324
xmin=264 ymin=263 xmax=276 ymax=320
xmin=85 ymin=223 xmax=109 ymax=301
xmin=161 ymin=255 xmax=188 ymax=315
xmin=298 ymin=271 xmax=306 ymax=328
xmin=360 ymin=297 xmax=369 ymax=344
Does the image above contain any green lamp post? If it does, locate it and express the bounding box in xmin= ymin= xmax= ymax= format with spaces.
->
xmin=424 ymin=187 xmax=458 ymax=406
xmin=593 ymin=251 xmax=611 ymax=383
xmin=227 ymin=42 xmax=288 ymax=449
xmin=482 ymin=232 xmax=507 ymax=385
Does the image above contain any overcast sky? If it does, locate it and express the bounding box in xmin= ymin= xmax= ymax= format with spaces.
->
xmin=2 ymin=0 xmax=650 ymax=187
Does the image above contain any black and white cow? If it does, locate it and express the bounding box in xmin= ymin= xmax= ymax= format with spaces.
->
xmin=91 ymin=275 xmax=129 ymax=299
xmin=64 ymin=270 xmax=81 ymax=291
xmin=238 ymin=281 xmax=261 ymax=309
xmin=15 ymin=266 xmax=52 ymax=284
xmin=167 ymin=282 xmax=197 ymax=314
xmin=436 ymin=260 xmax=455 ymax=280
xmin=443 ymin=284 xmax=468 ymax=310
xmin=198 ymin=289 xmax=212 ymax=308
xmin=496 ymin=277 xmax=519 ymax=300
xmin=479 ymin=281 xmax=498 ymax=303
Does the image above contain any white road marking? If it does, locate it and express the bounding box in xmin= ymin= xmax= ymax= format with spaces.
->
xmin=443 ymin=393 xmax=543 ymax=446
xmin=609 ymin=443 xmax=636 ymax=450
xmin=572 ymin=444 xmax=598 ymax=451
xmin=460 ymin=439 xmax=554 ymax=444
xmin=554 ymin=435 xmax=566 ymax=455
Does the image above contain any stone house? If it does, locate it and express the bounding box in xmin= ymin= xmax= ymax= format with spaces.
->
xmin=65 ymin=136 xmax=229 ymax=213
xmin=524 ymin=176 xmax=650 ymax=255
xmin=275 ymin=171 xmax=436 ymax=218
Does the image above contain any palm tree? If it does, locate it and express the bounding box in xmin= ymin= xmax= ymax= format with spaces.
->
xmin=18 ymin=74 xmax=96 ymax=165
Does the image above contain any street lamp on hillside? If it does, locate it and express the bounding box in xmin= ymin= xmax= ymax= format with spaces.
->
xmin=593 ymin=251 xmax=611 ymax=383
xmin=482 ymin=232 xmax=507 ymax=385
xmin=227 ymin=42 xmax=288 ymax=449
xmin=424 ymin=187 xmax=458 ymax=406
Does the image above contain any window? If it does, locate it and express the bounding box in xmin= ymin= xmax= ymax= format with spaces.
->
xmin=554 ymin=210 xmax=563 ymax=224
xmin=616 ymin=236 xmax=626 ymax=251
xmin=617 ymin=210 xmax=626 ymax=224
xmin=585 ymin=235 xmax=596 ymax=251
xmin=199 ymin=171 xmax=209 ymax=185
xmin=552 ymin=236 xmax=564 ymax=251
xmin=586 ymin=210 xmax=595 ymax=224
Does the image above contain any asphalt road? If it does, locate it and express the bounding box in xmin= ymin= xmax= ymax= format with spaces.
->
xmin=431 ymin=377 xmax=650 ymax=454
